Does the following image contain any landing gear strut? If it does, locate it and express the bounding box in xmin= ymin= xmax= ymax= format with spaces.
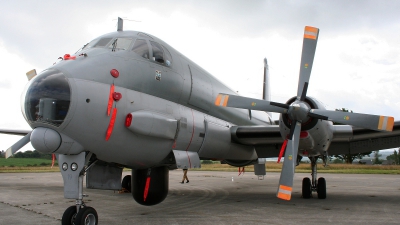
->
xmin=60 ymin=152 xmax=99 ymax=225
xmin=302 ymin=156 xmax=326 ymax=199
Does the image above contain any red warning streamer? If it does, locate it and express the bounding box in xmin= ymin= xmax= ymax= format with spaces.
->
xmin=277 ymin=139 xmax=288 ymax=163
xmin=105 ymin=108 xmax=118 ymax=141
xmin=238 ymin=167 xmax=245 ymax=176
xmin=107 ymin=84 xmax=115 ymax=116
xmin=143 ymin=177 xmax=151 ymax=202
xmin=51 ymin=154 xmax=55 ymax=168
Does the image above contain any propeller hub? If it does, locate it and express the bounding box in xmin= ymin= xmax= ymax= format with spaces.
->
xmin=288 ymin=100 xmax=310 ymax=122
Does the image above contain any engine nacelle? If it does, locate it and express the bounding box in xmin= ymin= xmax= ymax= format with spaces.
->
xmin=279 ymin=97 xmax=333 ymax=157
xmin=281 ymin=96 xmax=323 ymax=132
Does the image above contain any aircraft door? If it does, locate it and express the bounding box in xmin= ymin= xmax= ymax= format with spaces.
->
xmin=187 ymin=65 xmax=213 ymax=112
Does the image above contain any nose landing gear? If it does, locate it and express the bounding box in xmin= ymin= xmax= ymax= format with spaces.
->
xmin=59 ymin=152 xmax=99 ymax=225
xmin=301 ymin=156 xmax=327 ymax=199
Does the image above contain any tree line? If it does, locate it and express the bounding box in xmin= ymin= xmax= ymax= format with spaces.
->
xmin=1 ymin=150 xmax=53 ymax=159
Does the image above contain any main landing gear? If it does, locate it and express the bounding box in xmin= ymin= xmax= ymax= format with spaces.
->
xmin=302 ymin=156 xmax=326 ymax=199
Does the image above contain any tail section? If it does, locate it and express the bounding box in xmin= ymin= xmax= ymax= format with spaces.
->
xmin=263 ymin=58 xmax=272 ymax=117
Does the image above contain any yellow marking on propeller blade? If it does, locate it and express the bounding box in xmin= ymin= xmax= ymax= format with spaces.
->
xmin=214 ymin=94 xmax=222 ymax=106
xmin=304 ymin=26 xmax=318 ymax=40
xmin=222 ymin=95 xmax=229 ymax=107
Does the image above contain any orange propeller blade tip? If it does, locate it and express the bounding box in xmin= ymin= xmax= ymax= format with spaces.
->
xmin=378 ymin=116 xmax=394 ymax=131
xmin=277 ymin=185 xmax=292 ymax=200
xmin=214 ymin=94 xmax=222 ymax=106
xmin=304 ymin=26 xmax=319 ymax=40
xmin=214 ymin=94 xmax=229 ymax=107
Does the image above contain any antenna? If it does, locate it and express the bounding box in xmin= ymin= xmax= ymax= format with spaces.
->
xmin=117 ymin=17 xmax=123 ymax=31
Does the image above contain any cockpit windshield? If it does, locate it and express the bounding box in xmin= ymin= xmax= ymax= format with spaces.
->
xmin=109 ymin=38 xmax=133 ymax=51
xmin=75 ymin=37 xmax=113 ymax=53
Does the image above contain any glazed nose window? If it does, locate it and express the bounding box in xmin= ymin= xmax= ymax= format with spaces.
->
xmin=24 ymin=70 xmax=71 ymax=127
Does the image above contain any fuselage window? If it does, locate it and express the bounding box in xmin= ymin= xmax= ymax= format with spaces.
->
xmin=150 ymin=41 xmax=164 ymax=63
xmin=132 ymin=39 xmax=149 ymax=59
xmin=95 ymin=38 xmax=113 ymax=47
xmin=162 ymin=45 xmax=172 ymax=66
xmin=108 ymin=38 xmax=133 ymax=51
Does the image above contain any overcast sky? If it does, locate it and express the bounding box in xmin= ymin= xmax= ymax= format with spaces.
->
xmin=1 ymin=0 xmax=400 ymax=152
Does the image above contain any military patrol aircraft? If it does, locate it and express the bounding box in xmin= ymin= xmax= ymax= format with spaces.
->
xmin=1 ymin=18 xmax=399 ymax=225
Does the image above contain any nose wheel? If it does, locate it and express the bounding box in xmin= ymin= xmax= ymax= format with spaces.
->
xmin=62 ymin=205 xmax=98 ymax=225
xmin=301 ymin=157 xmax=327 ymax=199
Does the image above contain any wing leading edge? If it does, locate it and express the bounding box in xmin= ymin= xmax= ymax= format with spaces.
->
xmin=230 ymin=121 xmax=400 ymax=158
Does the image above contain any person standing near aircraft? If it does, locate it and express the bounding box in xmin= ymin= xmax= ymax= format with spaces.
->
xmin=181 ymin=168 xmax=189 ymax=184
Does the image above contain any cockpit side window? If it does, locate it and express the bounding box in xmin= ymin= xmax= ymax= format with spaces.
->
xmin=132 ymin=39 xmax=149 ymax=59
xmin=75 ymin=38 xmax=98 ymax=53
xmin=108 ymin=38 xmax=133 ymax=51
xmin=162 ymin=45 xmax=172 ymax=66
xmin=150 ymin=41 xmax=164 ymax=64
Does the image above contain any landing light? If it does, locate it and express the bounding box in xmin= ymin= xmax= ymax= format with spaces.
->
xmin=71 ymin=163 xmax=78 ymax=171
xmin=62 ymin=163 xmax=68 ymax=171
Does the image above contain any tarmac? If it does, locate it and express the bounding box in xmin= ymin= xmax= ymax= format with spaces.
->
xmin=0 ymin=170 xmax=399 ymax=225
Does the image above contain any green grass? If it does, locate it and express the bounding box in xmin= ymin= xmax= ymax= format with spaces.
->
xmin=0 ymin=158 xmax=56 ymax=167
xmin=0 ymin=159 xmax=399 ymax=174
xmin=193 ymin=162 xmax=400 ymax=174
xmin=0 ymin=158 xmax=59 ymax=172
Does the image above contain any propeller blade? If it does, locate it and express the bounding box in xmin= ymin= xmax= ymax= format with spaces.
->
xmin=277 ymin=121 xmax=301 ymax=200
xmin=310 ymin=109 xmax=394 ymax=131
xmin=215 ymin=94 xmax=288 ymax=113
xmin=297 ymin=26 xmax=319 ymax=100
xmin=5 ymin=131 xmax=32 ymax=158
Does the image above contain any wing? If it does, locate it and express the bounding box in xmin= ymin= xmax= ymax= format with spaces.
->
xmin=229 ymin=122 xmax=400 ymax=158
xmin=230 ymin=125 xmax=284 ymax=158
xmin=329 ymin=121 xmax=400 ymax=155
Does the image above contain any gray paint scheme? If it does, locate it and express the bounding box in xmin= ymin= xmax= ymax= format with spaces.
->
xmin=3 ymin=29 xmax=399 ymax=166
xmin=58 ymin=152 xmax=85 ymax=199
xmin=1 ymin=27 xmax=400 ymax=209
xmin=86 ymin=164 xmax=122 ymax=190
xmin=172 ymin=150 xmax=201 ymax=169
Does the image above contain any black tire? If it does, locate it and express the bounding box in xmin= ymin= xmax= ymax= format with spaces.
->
xmin=61 ymin=206 xmax=77 ymax=225
xmin=75 ymin=207 xmax=98 ymax=225
xmin=302 ymin=177 xmax=312 ymax=199
xmin=121 ymin=175 xmax=132 ymax=192
xmin=317 ymin=177 xmax=327 ymax=199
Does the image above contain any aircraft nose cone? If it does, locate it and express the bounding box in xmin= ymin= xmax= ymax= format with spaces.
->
xmin=22 ymin=69 xmax=71 ymax=127
xmin=30 ymin=127 xmax=61 ymax=153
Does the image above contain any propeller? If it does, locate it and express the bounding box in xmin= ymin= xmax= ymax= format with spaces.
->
xmin=5 ymin=131 xmax=32 ymax=158
xmin=214 ymin=26 xmax=395 ymax=200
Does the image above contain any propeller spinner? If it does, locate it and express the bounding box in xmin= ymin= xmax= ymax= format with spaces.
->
xmin=215 ymin=26 xmax=394 ymax=200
